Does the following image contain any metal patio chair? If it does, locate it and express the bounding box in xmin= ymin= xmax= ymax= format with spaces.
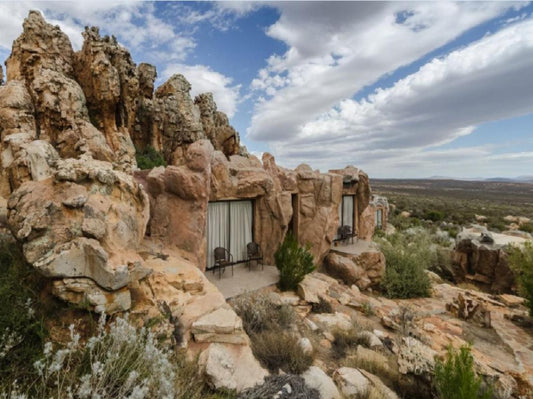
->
xmin=213 ymin=247 xmax=234 ymax=278
xmin=246 ymin=242 xmax=264 ymax=271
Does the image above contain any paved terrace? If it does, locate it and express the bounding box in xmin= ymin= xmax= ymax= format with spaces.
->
xmin=206 ymin=262 xmax=279 ymax=299
xmin=330 ymin=239 xmax=381 ymax=256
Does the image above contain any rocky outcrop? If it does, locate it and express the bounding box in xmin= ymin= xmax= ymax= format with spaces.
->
xmin=452 ymin=228 xmax=527 ymax=293
xmin=7 ymin=156 xmax=149 ymax=307
xmin=326 ymin=242 xmax=385 ymax=289
xmin=195 ymin=92 xmax=240 ymax=156
xmin=132 ymin=251 xmax=268 ymax=392
xmin=3 ymin=12 xmax=122 ymax=170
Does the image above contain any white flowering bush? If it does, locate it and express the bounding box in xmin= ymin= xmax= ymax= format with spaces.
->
xmin=22 ymin=314 xmax=176 ymax=399
xmin=1 ymin=311 xmax=235 ymax=399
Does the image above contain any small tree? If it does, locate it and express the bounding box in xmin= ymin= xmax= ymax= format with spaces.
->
xmin=274 ymin=232 xmax=315 ymax=291
xmin=508 ymin=242 xmax=533 ymax=315
xmin=434 ymin=345 xmax=492 ymax=399
xmin=378 ymin=231 xmax=432 ymax=299
xmin=135 ymin=146 xmax=167 ymax=170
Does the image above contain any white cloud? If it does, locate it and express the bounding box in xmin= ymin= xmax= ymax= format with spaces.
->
xmin=0 ymin=2 xmax=196 ymax=63
xmin=268 ymin=16 xmax=533 ymax=173
xmin=172 ymin=1 xmax=262 ymax=32
xmin=247 ymin=2 xmax=519 ymax=141
xmin=162 ymin=64 xmax=241 ymax=118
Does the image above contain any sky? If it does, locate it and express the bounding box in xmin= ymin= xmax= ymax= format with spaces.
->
xmin=1 ymin=1 xmax=532 ymax=179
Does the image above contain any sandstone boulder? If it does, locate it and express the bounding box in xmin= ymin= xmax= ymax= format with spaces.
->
xmin=52 ymin=278 xmax=131 ymax=314
xmin=199 ymin=343 xmax=268 ymax=392
xmin=359 ymin=370 xmax=399 ymax=399
xmin=397 ymin=337 xmax=437 ymax=376
xmin=452 ymin=228 xmax=522 ymax=293
xmin=191 ymin=306 xmax=248 ymax=345
xmin=302 ymin=366 xmax=341 ymax=399
xmin=311 ymin=312 xmax=352 ymax=331
xmin=139 ymin=140 xmax=213 ymax=268
xmin=298 ymin=273 xmax=332 ymax=303
xmin=8 ymin=156 xmax=149 ymax=295
xmin=333 ymin=367 xmax=370 ymax=397
xmin=326 ymin=245 xmax=385 ymax=289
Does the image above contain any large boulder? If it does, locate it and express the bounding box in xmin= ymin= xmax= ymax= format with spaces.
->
xmin=191 ymin=307 xmax=249 ymax=345
xmin=325 ymin=245 xmax=385 ymax=289
xmin=333 ymin=367 xmax=370 ymax=397
xmin=7 ymin=156 xmax=149 ymax=297
xmin=199 ymin=343 xmax=268 ymax=392
xmin=452 ymin=228 xmax=527 ymax=293
xmin=52 ymin=278 xmax=131 ymax=314
xmin=302 ymin=366 xmax=341 ymax=399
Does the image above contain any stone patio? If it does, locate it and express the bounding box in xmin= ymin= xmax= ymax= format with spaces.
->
xmin=331 ymin=239 xmax=379 ymax=256
xmin=206 ymin=262 xmax=279 ymax=299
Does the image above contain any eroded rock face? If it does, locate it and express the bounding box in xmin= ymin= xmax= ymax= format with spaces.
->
xmin=326 ymin=244 xmax=385 ymax=289
xmin=453 ymin=228 xmax=518 ymax=293
xmin=137 ymin=140 xmax=213 ymax=267
xmin=6 ymin=10 xmax=74 ymax=82
xmin=74 ymin=27 xmax=138 ymax=136
xmin=8 ymin=156 xmax=149 ymax=294
xmin=195 ymin=92 xmax=240 ymax=156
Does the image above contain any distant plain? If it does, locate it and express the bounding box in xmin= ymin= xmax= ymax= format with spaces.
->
xmin=372 ymin=179 xmax=533 ymax=231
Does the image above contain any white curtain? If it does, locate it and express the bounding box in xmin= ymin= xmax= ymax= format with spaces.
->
xmin=207 ymin=201 xmax=253 ymax=268
xmin=207 ymin=202 xmax=229 ymax=269
xmin=230 ymin=201 xmax=253 ymax=262
xmin=375 ymin=209 xmax=383 ymax=228
xmin=342 ymin=195 xmax=354 ymax=230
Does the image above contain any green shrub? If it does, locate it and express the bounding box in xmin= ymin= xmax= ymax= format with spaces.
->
xmin=377 ymin=231 xmax=432 ymax=299
xmin=520 ymin=222 xmax=533 ymax=234
xmin=251 ymin=330 xmax=313 ymax=374
xmin=331 ymin=325 xmax=369 ymax=359
xmin=231 ymin=292 xmax=295 ymax=335
xmin=135 ymin=145 xmax=167 ymax=170
xmin=311 ymin=296 xmax=333 ymax=313
xmin=434 ymin=345 xmax=492 ymax=399
xmin=508 ymin=242 xmax=533 ymax=315
xmin=0 ymin=238 xmax=46 ymax=386
xmin=425 ymin=210 xmax=444 ymax=222
xmin=274 ymin=232 xmax=315 ymax=291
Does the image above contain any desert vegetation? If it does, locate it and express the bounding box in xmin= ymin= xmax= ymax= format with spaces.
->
xmin=274 ymin=232 xmax=315 ymax=291
xmin=376 ymin=230 xmax=433 ymax=299
xmin=231 ymin=292 xmax=313 ymax=375
xmin=1 ymin=313 xmax=236 ymax=399
xmin=135 ymin=145 xmax=167 ymax=170
xmin=434 ymin=345 xmax=492 ymax=399
xmin=373 ymin=178 xmax=533 ymax=232
xmin=508 ymin=242 xmax=533 ymax=315
xmin=0 ymin=238 xmax=46 ymax=388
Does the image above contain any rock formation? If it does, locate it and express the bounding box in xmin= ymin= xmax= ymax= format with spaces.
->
xmin=452 ymin=227 xmax=527 ymax=293
xmin=325 ymin=241 xmax=385 ymax=290
xmin=0 ymin=11 xmax=383 ymax=393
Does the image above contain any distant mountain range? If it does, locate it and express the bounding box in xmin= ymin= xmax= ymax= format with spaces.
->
xmin=427 ymin=176 xmax=533 ymax=183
